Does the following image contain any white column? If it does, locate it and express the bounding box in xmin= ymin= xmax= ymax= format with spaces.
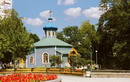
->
xmin=51 ymin=31 xmax=52 ymax=38
xmin=55 ymin=46 xmax=56 ymax=55
xmin=47 ymin=31 xmax=49 ymax=38
xmin=26 ymin=57 xmax=28 ymax=68
xmin=34 ymin=47 xmax=36 ymax=66
xmin=61 ymin=54 xmax=63 ymax=60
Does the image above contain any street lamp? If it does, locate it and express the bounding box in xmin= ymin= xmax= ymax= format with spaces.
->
xmin=95 ymin=50 xmax=98 ymax=65
xmin=89 ymin=46 xmax=93 ymax=71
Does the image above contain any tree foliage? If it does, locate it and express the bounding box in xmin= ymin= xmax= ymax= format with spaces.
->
xmin=69 ymin=56 xmax=94 ymax=68
xmin=0 ymin=9 xmax=34 ymax=68
xmin=98 ymin=0 xmax=130 ymax=69
xmin=30 ymin=33 xmax=40 ymax=43
xmin=57 ymin=21 xmax=99 ymax=60
xmin=57 ymin=26 xmax=81 ymax=46
xmin=79 ymin=21 xmax=99 ymax=59
xmin=69 ymin=56 xmax=87 ymax=68
xmin=0 ymin=34 xmax=10 ymax=59
xmin=49 ymin=55 xmax=63 ymax=67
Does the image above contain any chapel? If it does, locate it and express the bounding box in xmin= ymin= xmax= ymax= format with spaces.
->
xmin=25 ymin=11 xmax=78 ymax=68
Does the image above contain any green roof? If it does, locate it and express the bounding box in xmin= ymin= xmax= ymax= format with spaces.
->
xmin=56 ymin=49 xmax=71 ymax=54
xmin=34 ymin=38 xmax=72 ymax=47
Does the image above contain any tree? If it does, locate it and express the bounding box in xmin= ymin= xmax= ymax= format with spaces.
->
xmin=98 ymin=0 xmax=130 ymax=69
xmin=57 ymin=21 xmax=99 ymax=61
xmin=0 ymin=34 xmax=10 ymax=59
xmin=69 ymin=56 xmax=91 ymax=68
xmin=0 ymin=9 xmax=33 ymax=68
xmin=30 ymin=33 xmax=40 ymax=43
xmin=56 ymin=32 xmax=65 ymax=42
xmin=79 ymin=21 xmax=99 ymax=60
xmin=57 ymin=26 xmax=81 ymax=46
xmin=49 ymin=55 xmax=63 ymax=67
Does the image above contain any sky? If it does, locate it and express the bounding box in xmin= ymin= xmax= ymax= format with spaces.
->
xmin=13 ymin=0 xmax=104 ymax=39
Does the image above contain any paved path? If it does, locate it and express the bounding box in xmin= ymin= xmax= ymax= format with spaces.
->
xmin=58 ymin=75 xmax=130 ymax=82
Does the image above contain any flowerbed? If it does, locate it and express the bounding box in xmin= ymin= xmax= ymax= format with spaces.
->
xmin=0 ymin=73 xmax=57 ymax=82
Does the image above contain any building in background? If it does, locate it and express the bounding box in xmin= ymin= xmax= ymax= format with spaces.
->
xmin=0 ymin=0 xmax=12 ymax=18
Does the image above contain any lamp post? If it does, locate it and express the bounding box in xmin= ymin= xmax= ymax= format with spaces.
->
xmin=91 ymin=51 xmax=92 ymax=70
xmin=95 ymin=50 xmax=98 ymax=65
xmin=90 ymin=46 xmax=93 ymax=72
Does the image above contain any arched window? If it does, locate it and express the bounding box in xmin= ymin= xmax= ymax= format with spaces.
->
xmin=42 ymin=53 xmax=49 ymax=63
xmin=70 ymin=51 xmax=76 ymax=54
xmin=69 ymin=48 xmax=78 ymax=56
xmin=30 ymin=56 xmax=34 ymax=64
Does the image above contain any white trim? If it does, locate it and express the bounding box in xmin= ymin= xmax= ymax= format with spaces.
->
xmin=45 ymin=31 xmax=47 ymax=38
xmin=42 ymin=52 xmax=49 ymax=64
xmin=47 ymin=31 xmax=49 ymax=38
xmin=34 ymin=47 xmax=36 ymax=66
xmin=26 ymin=57 xmax=27 ymax=67
xmin=29 ymin=56 xmax=34 ymax=64
xmin=55 ymin=46 xmax=56 ymax=55
xmin=51 ymin=30 xmax=53 ymax=38
xmin=61 ymin=54 xmax=63 ymax=60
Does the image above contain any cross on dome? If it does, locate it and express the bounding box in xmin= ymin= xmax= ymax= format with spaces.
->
xmin=48 ymin=10 xmax=53 ymax=22
xmin=49 ymin=10 xmax=52 ymax=17
xmin=43 ymin=10 xmax=57 ymax=38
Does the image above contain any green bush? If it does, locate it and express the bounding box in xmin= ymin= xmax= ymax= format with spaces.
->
xmin=49 ymin=55 xmax=63 ymax=67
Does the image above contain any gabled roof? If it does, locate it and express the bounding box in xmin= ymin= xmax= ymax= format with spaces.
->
xmin=34 ymin=38 xmax=72 ymax=47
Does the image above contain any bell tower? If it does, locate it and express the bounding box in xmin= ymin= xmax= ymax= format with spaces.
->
xmin=43 ymin=10 xmax=57 ymax=38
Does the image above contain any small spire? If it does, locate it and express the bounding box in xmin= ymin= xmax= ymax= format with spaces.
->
xmin=48 ymin=10 xmax=53 ymax=22
xmin=49 ymin=10 xmax=52 ymax=17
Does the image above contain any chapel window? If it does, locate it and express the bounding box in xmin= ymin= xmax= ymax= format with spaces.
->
xmin=30 ymin=56 xmax=34 ymax=64
xmin=43 ymin=53 xmax=48 ymax=63
xmin=71 ymin=51 xmax=76 ymax=54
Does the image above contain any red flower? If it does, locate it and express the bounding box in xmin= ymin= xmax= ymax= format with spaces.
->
xmin=0 ymin=73 xmax=57 ymax=82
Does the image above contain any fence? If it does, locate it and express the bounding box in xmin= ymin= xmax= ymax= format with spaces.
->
xmin=0 ymin=68 xmax=86 ymax=75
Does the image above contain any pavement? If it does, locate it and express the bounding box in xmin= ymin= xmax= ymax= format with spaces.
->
xmin=58 ymin=75 xmax=130 ymax=82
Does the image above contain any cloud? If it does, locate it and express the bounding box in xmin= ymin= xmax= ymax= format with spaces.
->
xmin=64 ymin=7 xmax=81 ymax=17
xmin=40 ymin=10 xmax=50 ymax=19
xmin=23 ymin=17 xmax=43 ymax=27
xmin=82 ymin=7 xmax=105 ymax=19
xmin=64 ymin=0 xmax=76 ymax=5
xmin=40 ymin=10 xmax=56 ymax=21
xmin=57 ymin=0 xmax=62 ymax=5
